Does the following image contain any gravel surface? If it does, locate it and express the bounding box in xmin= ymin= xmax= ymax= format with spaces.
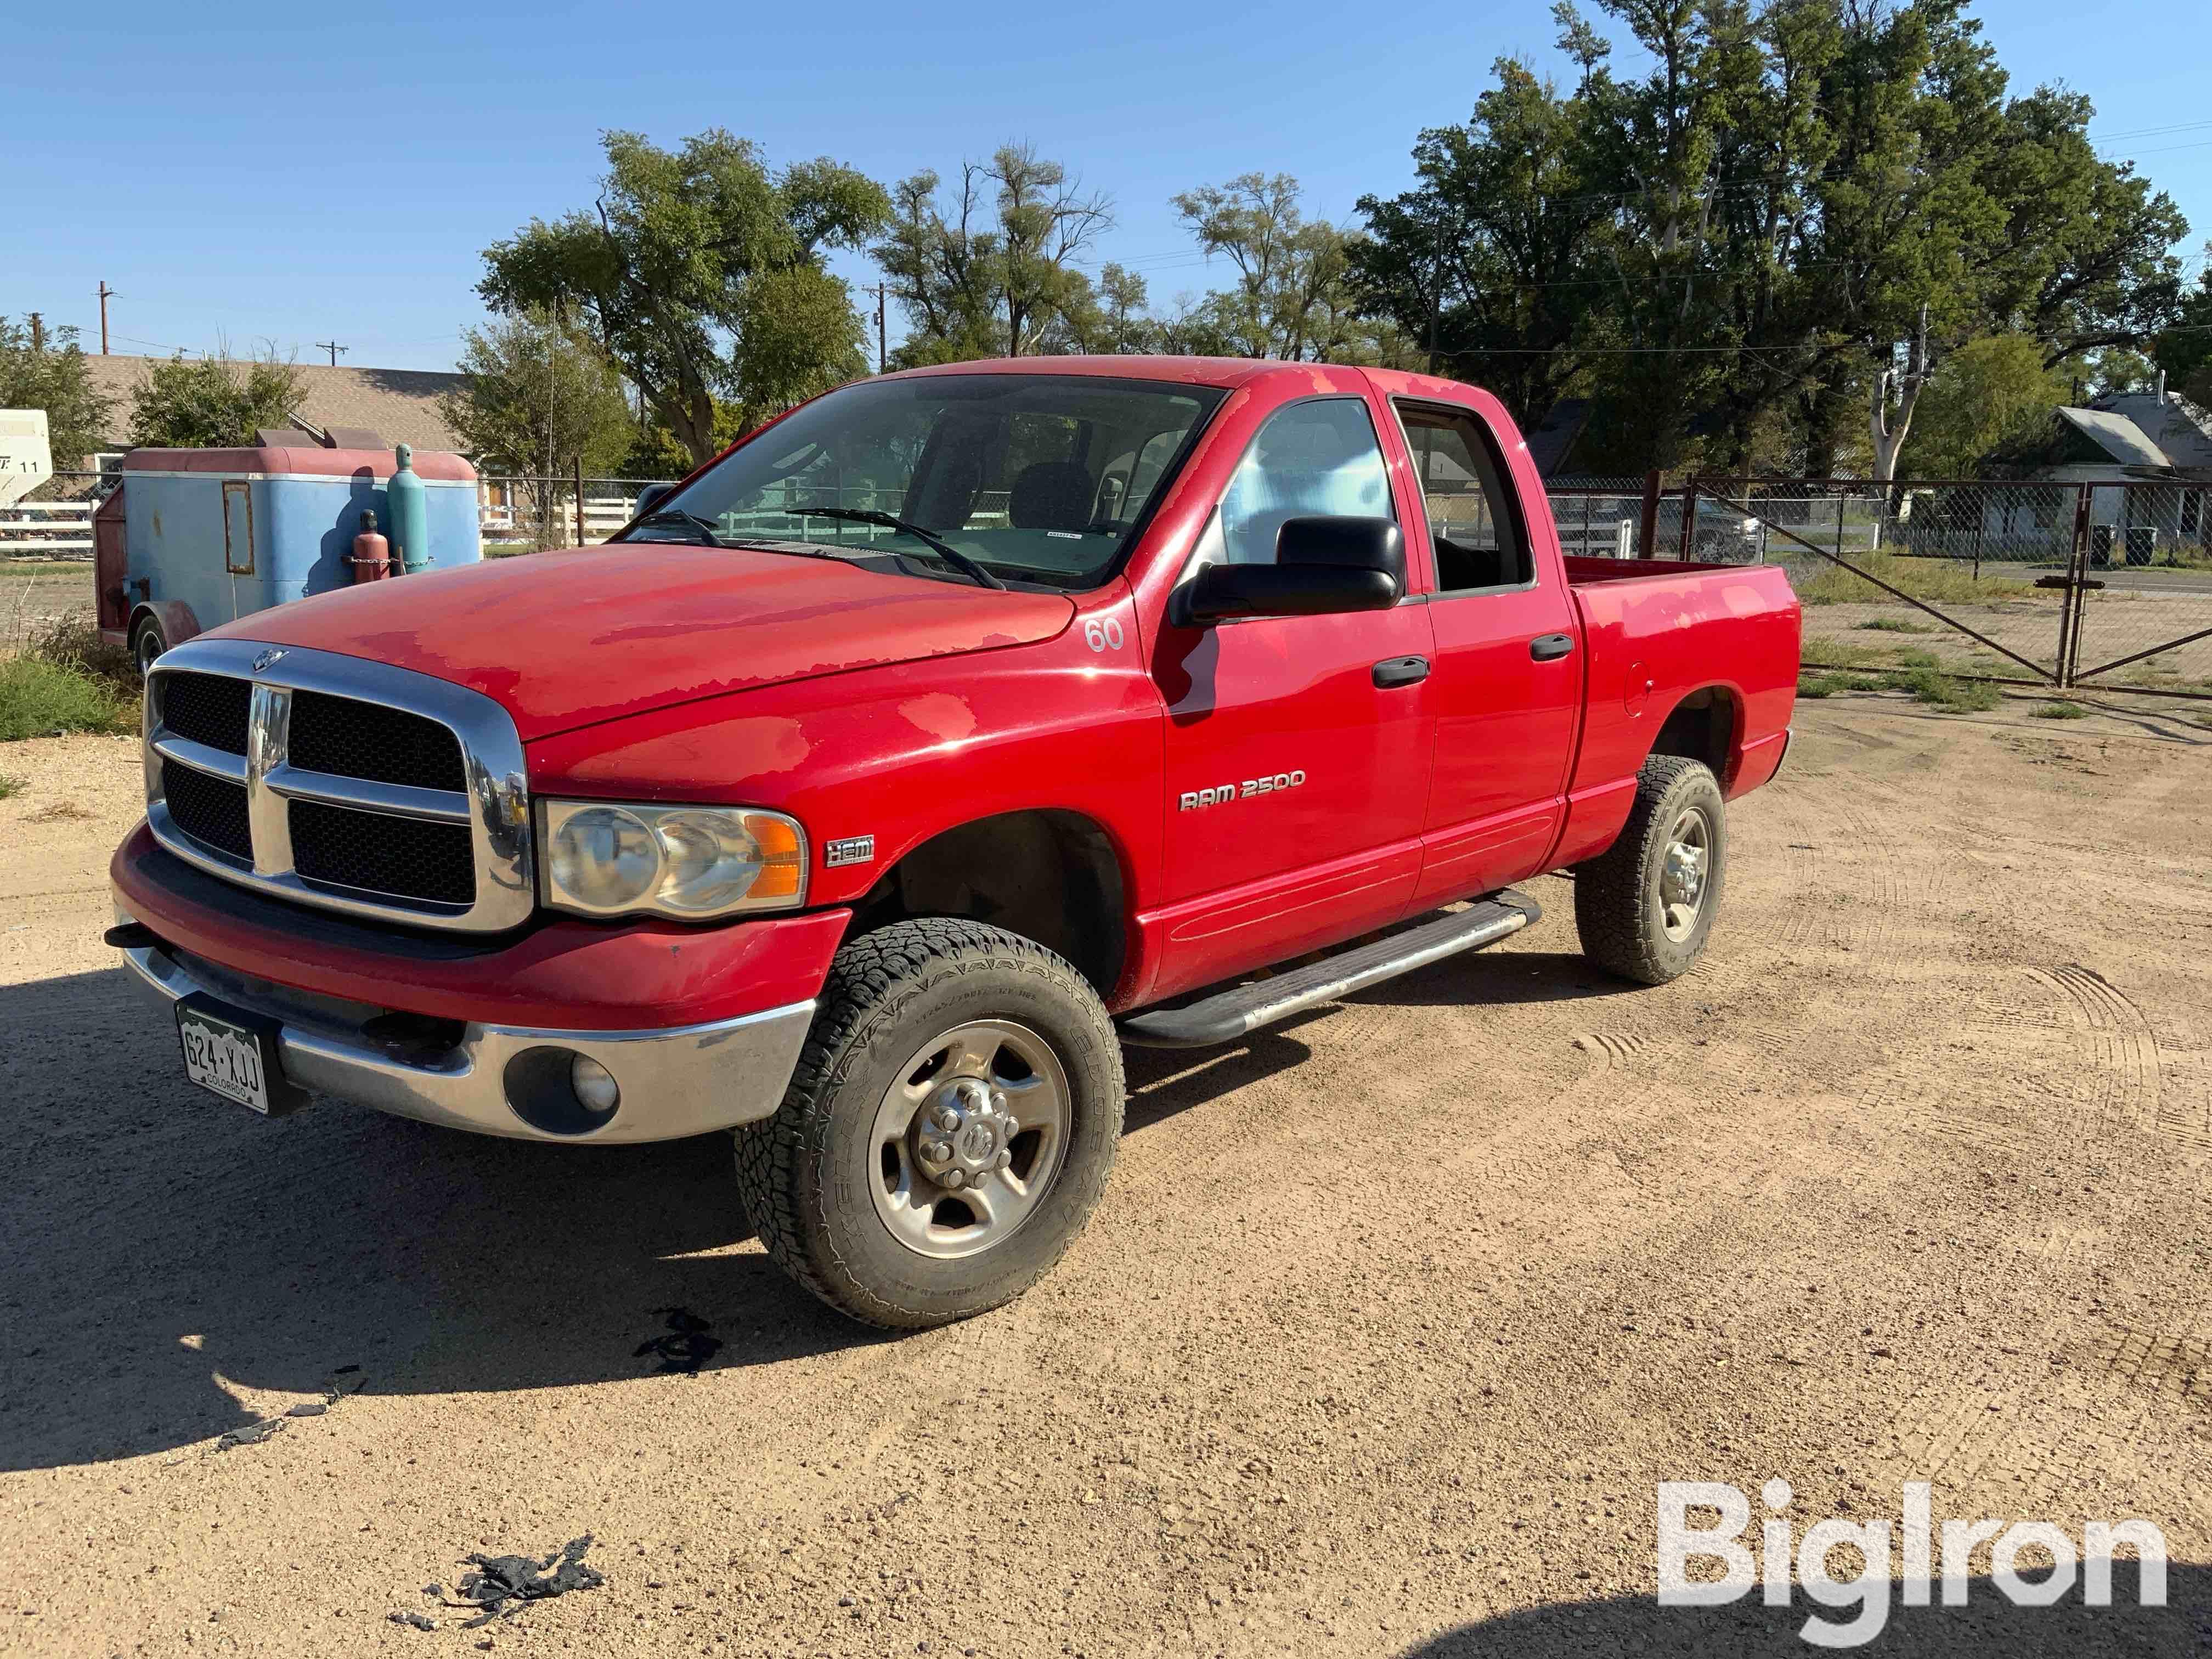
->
xmin=2 ymin=696 xmax=2209 ymax=1656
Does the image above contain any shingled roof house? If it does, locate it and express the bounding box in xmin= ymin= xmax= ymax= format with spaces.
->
xmin=72 ymin=354 xmax=468 ymax=465
xmin=1921 ymin=388 xmax=2212 ymax=563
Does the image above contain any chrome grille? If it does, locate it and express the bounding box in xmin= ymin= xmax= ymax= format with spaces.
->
xmin=144 ymin=640 xmax=533 ymax=933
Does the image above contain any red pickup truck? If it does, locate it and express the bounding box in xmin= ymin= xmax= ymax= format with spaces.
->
xmin=109 ymin=358 xmax=1799 ymax=1328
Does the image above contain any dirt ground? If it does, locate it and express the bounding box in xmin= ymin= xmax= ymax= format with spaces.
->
xmin=4 ymin=695 xmax=2211 ymax=1657
xmin=1 ymin=564 xmax=89 ymax=649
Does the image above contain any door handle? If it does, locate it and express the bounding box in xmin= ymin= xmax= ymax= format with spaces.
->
xmin=1530 ymin=633 xmax=1575 ymax=662
xmin=1372 ymin=654 xmax=1431 ymax=689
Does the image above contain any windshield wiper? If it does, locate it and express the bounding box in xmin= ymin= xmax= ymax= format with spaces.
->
xmin=804 ymin=508 xmax=1006 ymax=590
xmin=623 ymin=508 xmax=727 ymax=547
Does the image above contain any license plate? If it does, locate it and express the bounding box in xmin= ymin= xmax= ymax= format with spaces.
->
xmin=176 ymin=995 xmax=301 ymax=1116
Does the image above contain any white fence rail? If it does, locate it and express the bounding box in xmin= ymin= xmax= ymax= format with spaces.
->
xmin=1 ymin=499 xmax=94 ymax=557
xmin=481 ymin=495 xmax=641 ymax=544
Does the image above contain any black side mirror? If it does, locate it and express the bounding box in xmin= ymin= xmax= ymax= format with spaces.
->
xmin=1183 ymin=515 xmax=1405 ymax=624
xmin=630 ymin=481 xmax=677 ymax=522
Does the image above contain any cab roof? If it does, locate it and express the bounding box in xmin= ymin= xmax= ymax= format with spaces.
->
xmin=885 ymin=355 xmax=1493 ymax=408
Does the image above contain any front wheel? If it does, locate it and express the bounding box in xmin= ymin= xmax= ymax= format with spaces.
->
xmin=1573 ymin=754 xmax=1726 ymax=985
xmin=733 ymin=918 xmax=1125 ymax=1329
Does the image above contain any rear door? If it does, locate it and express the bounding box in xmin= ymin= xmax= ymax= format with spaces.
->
xmin=1386 ymin=398 xmax=1581 ymax=906
xmin=1152 ymin=393 xmax=1436 ymax=970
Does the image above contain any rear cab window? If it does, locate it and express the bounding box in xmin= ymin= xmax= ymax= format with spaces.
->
xmin=1392 ymin=402 xmax=1534 ymax=596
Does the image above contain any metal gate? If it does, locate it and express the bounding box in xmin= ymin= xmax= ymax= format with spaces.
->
xmin=1679 ymin=476 xmax=2212 ymax=704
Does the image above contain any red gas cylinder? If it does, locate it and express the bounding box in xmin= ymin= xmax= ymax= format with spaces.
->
xmin=349 ymin=510 xmax=393 ymax=582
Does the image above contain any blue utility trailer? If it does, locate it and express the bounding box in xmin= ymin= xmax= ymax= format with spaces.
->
xmin=97 ymin=443 xmax=481 ymax=674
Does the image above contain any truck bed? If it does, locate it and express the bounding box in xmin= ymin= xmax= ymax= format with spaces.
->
xmin=1558 ymin=554 xmax=1801 ymax=856
xmin=1563 ymin=554 xmax=1742 ymax=584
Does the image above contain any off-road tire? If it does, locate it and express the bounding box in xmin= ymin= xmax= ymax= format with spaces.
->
xmin=733 ymin=918 xmax=1124 ymax=1329
xmin=1574 ymin=754 xmax=1726 ymax=985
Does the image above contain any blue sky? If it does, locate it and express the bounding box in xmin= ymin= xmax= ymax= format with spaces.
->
xmin=9 ymin=1 xmax=2209 ymax=374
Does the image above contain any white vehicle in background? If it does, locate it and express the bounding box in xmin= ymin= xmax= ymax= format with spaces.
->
xmin=0 ymin=409 xmax=53 ymax=507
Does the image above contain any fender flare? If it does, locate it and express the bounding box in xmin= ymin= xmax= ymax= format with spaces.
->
xmin=128 ymin=600 xmax=204 ymax=652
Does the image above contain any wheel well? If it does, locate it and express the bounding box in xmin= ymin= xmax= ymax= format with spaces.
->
xmin=1649 ymin=686 xmax=1739 ymax=787
xmin=852 ymin=810 xmax=1128 ymax=998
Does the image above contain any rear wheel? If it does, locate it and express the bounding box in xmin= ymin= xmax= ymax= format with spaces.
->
xmin=1574 ymin=754 xmax=1726 ymax=985
xmin=131 ymin=617 xmax=167 ymax=680
xmin=733 ymin=918 xmax=1124 ymax=1329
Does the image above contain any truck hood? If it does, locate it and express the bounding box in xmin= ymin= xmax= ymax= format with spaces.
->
xmin=208 ymin=544 xmax=1078 ymax=741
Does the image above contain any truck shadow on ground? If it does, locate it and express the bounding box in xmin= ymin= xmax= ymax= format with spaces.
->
xmin=1352 ymin=946 xmax=1644 ymax=1010
xmin=3 ymin=946 xmax=1631 ymax=1472
xmin=1395 ymin=1563 xmax=2205 ymax=1657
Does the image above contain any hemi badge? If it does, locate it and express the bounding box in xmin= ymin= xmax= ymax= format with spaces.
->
xmin=824 ymin=834 xmax=876 ymax=868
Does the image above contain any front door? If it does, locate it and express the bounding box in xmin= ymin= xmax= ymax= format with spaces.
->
xmin=1151 ymin=394 xmax=1436 ymax=981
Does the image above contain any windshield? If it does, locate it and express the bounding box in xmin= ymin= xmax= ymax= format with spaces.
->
xmin=633 ymin=374 xmax=1224 ymax=590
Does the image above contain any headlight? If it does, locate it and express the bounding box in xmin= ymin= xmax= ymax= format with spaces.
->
xmin=539 ymin=800 xmax=807 ymax=920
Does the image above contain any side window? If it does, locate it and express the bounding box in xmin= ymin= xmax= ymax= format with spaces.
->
xmin=1218 ymin=398 xmax=1395 ymax=566
xmin=1398 ymin=405 xmax=1531 ymax=592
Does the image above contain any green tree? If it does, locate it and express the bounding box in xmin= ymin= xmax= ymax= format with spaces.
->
xmin=1172 ymin=174 xmax=1379 ymax=363
xmin=0 ymin=317 xmax=110 ymax=469
xmin=2149 ymin=252 xmax=2212 ymax=408
xmin=1351 ymin=0 xmax=2190 ymax=476
xmin=439 ymin=313 xmax=638 ymax=535
xmin=876 ymin=145 xmax=1115 ymax=364
xmin=128 ymin=348 xmax=304 ymax=449
xmin=1352 ymin=60 xmax=1615 ymax=431
xmin=1041 ymin=262 xmax=1164 ymax=355
xmin=1894 ymin=332 xmax=2068 ymax=476
xmin=478 ymin=129 xmax=888 ymax=467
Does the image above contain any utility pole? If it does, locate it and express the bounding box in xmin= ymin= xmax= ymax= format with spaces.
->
xmin=317 ymin=341 xmax=348 ymax=368
xmin=97 ymin=284 xmax=115 ymax=354
xmin=27 ymin=312 xmax=44 ymax=354
xmin=862 ymin=284 xmax=888 ymax=374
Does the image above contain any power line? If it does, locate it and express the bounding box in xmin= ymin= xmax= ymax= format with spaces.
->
xmin=316 ymin=340 xmax=348 ymax=367
xmin=110 ymin=334 xmax=199 ymax=357
xmin=2089 ymin=117 xmax=2212 ymax=143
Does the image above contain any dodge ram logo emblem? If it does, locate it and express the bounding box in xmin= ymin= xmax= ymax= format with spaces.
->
xmin=251 ymin=648 xmax=289 ymax=673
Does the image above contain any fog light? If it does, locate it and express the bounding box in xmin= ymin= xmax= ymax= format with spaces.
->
xmin=571 ymin=1054 xmax=620 ymax=1114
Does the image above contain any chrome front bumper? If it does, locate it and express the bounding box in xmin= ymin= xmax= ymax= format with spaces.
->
xmin=116 ymin=918 xmax=815 ymax=1144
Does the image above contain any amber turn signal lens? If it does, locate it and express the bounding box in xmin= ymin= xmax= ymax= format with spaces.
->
xmin=746 ymin=812 xmax=805 ymax=900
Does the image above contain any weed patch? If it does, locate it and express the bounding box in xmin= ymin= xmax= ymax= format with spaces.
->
xmin=1903 ymin=669 xmax=2000 ymax=713
xmin=1798 ymin=551 xmax=2036 ymax=607
xmin=0 ymin=655 xmax=134 ymax=742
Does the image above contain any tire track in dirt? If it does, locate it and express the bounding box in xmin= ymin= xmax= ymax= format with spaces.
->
xmin=2029 ymin=964 xmax=2164 ymax=1139
xmin=1867 ymin=952 xmax=2199 ymax=1510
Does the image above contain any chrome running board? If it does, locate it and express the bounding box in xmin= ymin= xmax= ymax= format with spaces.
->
xmin=1119 ymin=890 xmax=1542 ymax=1049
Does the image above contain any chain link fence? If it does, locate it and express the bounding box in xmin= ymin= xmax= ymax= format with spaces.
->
xmin=1692 ymin=476 xmax=2212 ymax=701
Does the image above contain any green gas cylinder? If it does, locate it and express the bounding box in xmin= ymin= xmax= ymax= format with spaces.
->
xmin=386 ymin=443 xmax=431 ymax=574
